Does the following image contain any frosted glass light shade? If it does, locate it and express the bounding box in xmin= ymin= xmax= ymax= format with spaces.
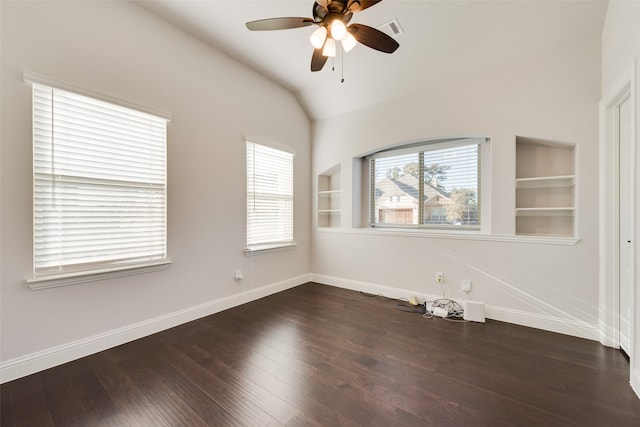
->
xmin=330 ymin=19 xmax=347 ymax=40
xmin=342 ymin=32 xmax=357 ymax=52
xmin=322 ymin=37 xmax=336 ymax=57
xmin=310 ymin=26 xmax=327 ymax=49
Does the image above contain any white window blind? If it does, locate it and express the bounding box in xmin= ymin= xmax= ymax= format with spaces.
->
xmin=32 ymin=83 xmax=167 ymax=278
xmin=246 ymin=141 xmax=294 ymax=249
xmin=369 ymin=138 xmax=482 ymax=229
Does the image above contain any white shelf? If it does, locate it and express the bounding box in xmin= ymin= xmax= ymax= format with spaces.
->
xmin=515 ymin=137 xmax=576 ymax=237
xmin=318 ymin=165 xmax=341 ymax=228
xmin=515 ymin=231 xmax=575 ymax=238
xmin=515 ymin=207 xmax=575 ymax=217
xmin=318 ymin=190 xmax=342 ymax=197
xmin=515 ymin=175 xmax=575 ymax=189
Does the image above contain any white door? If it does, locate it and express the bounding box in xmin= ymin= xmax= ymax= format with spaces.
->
xmin=619 ymin=95 xmax=632 ymax=355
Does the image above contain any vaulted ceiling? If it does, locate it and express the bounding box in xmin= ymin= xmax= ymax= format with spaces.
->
xmin=136 ymin=0 xmax=608 ymax=121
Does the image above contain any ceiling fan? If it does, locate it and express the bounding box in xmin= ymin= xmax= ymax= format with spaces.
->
xmin=245 ymin=0 xmax=399 ymax=72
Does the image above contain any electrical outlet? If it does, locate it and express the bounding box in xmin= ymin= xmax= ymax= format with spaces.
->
xmin=234 ymin=269 xmax=244 ymax=281
xmin=462 ymin=279 xmax=472 ymax=293
xmin=436 ymin=272 xmax=444 ymax=283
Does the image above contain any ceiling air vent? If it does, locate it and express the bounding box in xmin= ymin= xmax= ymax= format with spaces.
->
xmin=377 ymin=18 xmax=404 ymax=38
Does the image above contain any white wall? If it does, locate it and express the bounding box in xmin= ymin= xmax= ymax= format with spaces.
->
xmin=0 ymin=0 xmax=310 ymax=381
xmin=311 ymin=1 xmax=604 ymax=338
xmin=601 ymin=0 xmax=640 ymax=398
xmin=0 ymin=0 xmax=619 ymax=385
xmin=602 ymin=0 xmax=640 ymax=95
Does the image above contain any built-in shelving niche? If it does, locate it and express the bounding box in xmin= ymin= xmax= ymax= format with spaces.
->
xmin=318 ymin=164 xmax=341 ymax=228
xmin=515 ymin=136 xmax=576 ymax=237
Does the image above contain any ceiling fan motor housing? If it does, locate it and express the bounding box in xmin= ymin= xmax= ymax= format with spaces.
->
xmin=314 ymin=2 xmax=353 ymax=24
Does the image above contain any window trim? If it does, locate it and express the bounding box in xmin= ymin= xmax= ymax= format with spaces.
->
xmin=23 ymin=70 xmax=172 ymax=121
xmin=367 ymin=137 xmax=486 ymax=231
xmin=245 ymin=139 xmax=295 ymax=254
xmin=244 ymin=243 xmax=297 ymax=256
xmin=27 ymin=260 xmax=172 ymax=290
xmin=318 ymin=226 xmax=580 ymax=246
xmin=27 ymin=73 xmax=171 ymax=288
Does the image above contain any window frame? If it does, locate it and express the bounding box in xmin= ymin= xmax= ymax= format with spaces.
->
xmin=26 ymin=76 xmax=171 ymax=289
xmin=245 ymin=140 xmax=295 ymax=255
xmin=367 ymin=137 xmax=485 ymax=231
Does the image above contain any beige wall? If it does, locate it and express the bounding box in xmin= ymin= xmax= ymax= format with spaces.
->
xmin=2 ymin=0 xmax=627 ymax=386
xmin=602 ymin=0 xmax=640 ymax=97
xmin=311 ymin=0 xmax=604 ymax=338
xmin=601 ymin=0 xmax=640 ymax=398
xmin=0 ymin=0 xmax=311 ymax=378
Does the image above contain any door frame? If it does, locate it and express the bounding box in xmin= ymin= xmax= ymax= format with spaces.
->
xmin=599 ymin=61 xmax=637 ymax=392
xmin=619 ymin=93 xmax=633 ymax=355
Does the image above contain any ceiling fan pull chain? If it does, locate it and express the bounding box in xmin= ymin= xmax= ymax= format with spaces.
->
xmin=341 ymin=43 xmax=345 ymax=83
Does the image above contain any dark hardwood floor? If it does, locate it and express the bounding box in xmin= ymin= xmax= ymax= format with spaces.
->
xmin=2 ymin=282 xmax=640 ymax=426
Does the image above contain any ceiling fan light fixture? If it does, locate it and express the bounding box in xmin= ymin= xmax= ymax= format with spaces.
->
xmin=322 ymin=37 xmax=336 ymax=57
xmin=341 ymin=31 xmax=357 ymax=52
xmin=330 ymin=19 xmax=347 ymax=40
xmin=309 ymin=26 xmax=328 ymax=49
xmin=245 ymin=0 xmax=399 ymax=72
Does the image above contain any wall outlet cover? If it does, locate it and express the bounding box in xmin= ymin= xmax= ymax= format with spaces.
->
xmin=462 ymin=280 xmax=472 ymax=292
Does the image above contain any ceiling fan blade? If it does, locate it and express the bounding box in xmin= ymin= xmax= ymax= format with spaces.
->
xmin=313 ymin=1 xmax=329 ymax=22
xmin=246 ymin=17 xmax=314 ymax=31
xmin=311 ymin=47 xmax=328 ymax=72
xmin=348 ymin=0 xmax=383 ymax=13
xmin=348 ymin=23 xmax=399 ymax=53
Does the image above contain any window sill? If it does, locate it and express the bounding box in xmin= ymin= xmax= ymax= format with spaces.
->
xmin=244 ymin=243 xmax=296 ymax=256
xmin=27 ymin=260 xmax=172 ymax=290
xmin=316 ymin=227 xmax=580 ymax=246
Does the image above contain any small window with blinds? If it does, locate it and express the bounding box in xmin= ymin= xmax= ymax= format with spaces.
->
xmin=368 ymin=138 xmax=483 ymax=230
xmin=32 ymin=83 xmax=168 ymax=280
xmin=246 ymin=141 xmax=294 ymax=252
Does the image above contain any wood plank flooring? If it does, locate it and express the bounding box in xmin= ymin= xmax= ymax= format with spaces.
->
xmin=2 ymin=282 xmax=640 ymax=426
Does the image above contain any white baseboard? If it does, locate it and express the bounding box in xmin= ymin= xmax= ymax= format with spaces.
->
xmin=310 ymin=273 xmax=599 ymax=341
xmin=632 ymin=367 xmax=640 ymax=400
xmin=599 ymin=305 xmax=619 ymax=348
xmin=310 ymin=274 xmax=426 ymax=301
xmin=483 ymin=305 xmax=598 ymax=341
xmin=0 ymin=274 xmax=310 ymax=384
xmin=0 ymin=272 xmax=603 ymax=384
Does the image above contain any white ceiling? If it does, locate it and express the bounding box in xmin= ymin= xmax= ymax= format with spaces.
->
xmin=136 ymin=0 xmax=608 ymax=121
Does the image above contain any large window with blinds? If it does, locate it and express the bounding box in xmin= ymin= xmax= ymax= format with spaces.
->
xmin=246 ymin=141 xmax=294 ymax=251
xmin=368 ymin=138 xmax=483 ymax=230
xmin=32 ymin=83 xmax=168 ymax=280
